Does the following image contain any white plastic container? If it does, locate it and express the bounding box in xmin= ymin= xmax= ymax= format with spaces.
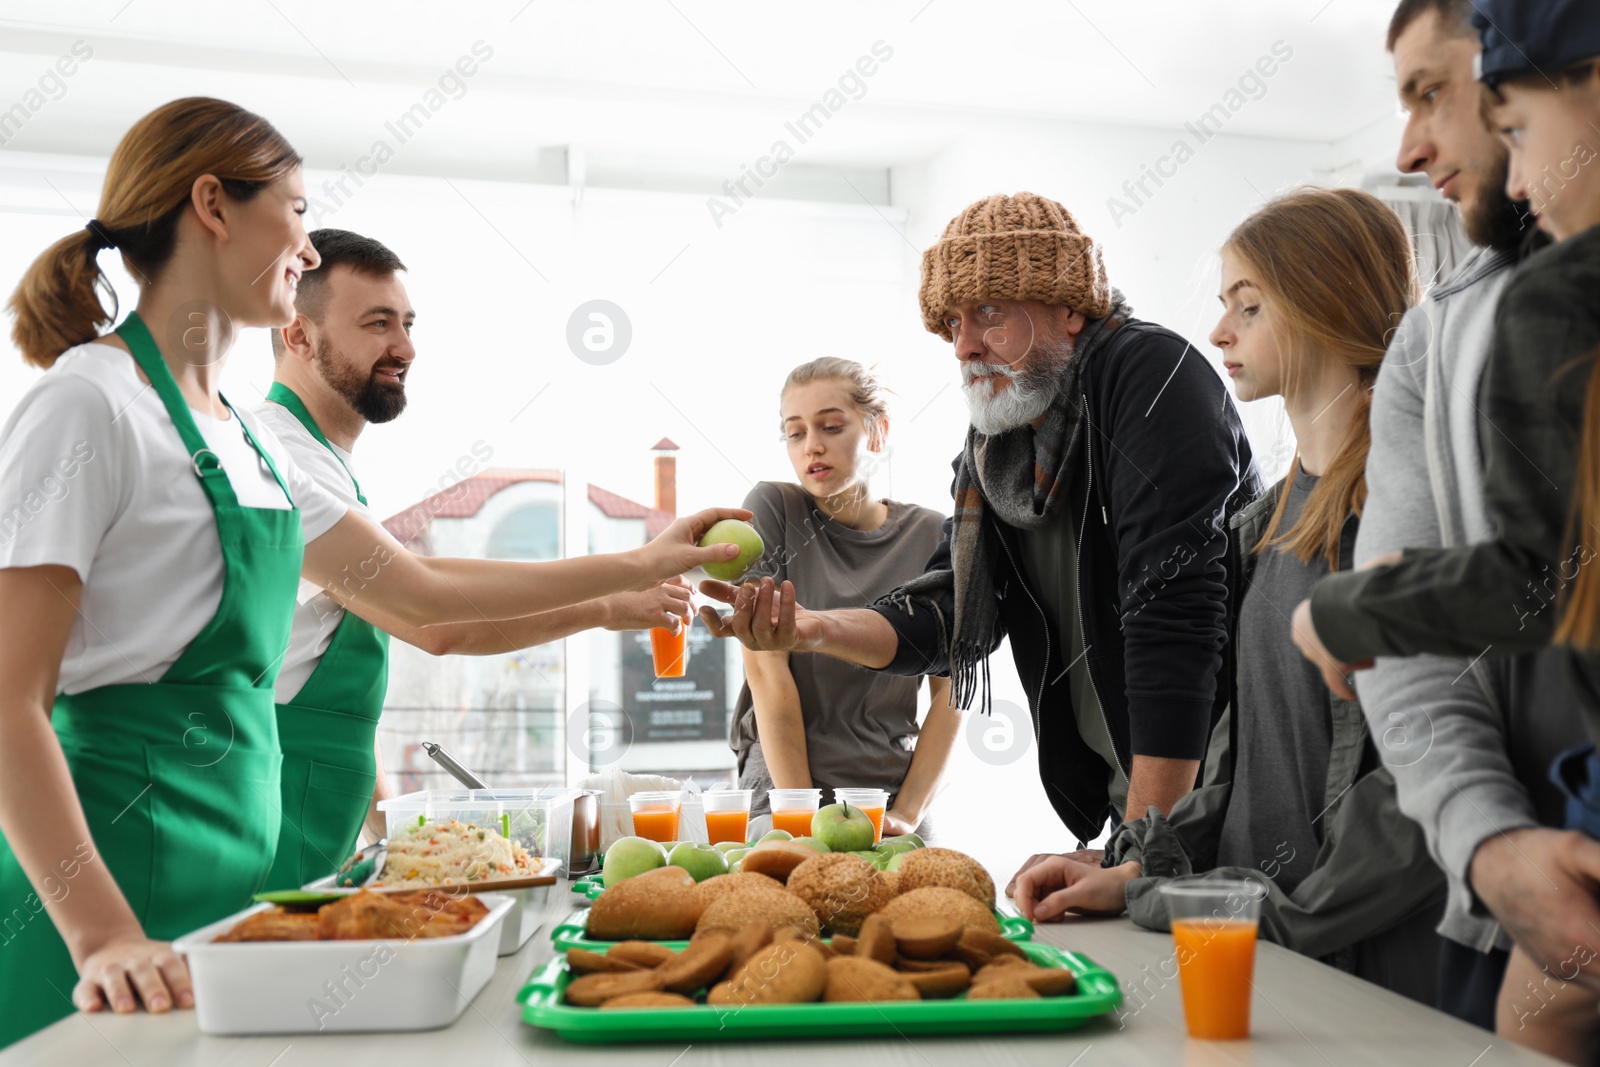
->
xmin=305 ymin=855 xmax=560 ymax=956
xmin=172 ymin=893 xmax=513 ymax=1034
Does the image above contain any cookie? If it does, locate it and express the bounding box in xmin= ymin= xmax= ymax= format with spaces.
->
xmin=657 ymin=931 xmax=735 ymax=994
xmin=965 ymin=974 xmax=1040 ymax=1000
xmin=891 ymin=916 xmax=963 ymax=959
xmin=958 ymin=927 xmax=1026 ymax=959
xmin=855 ymin=913 xmax=897 ymax=966
xmin=608 ymin=940 xmax=679 ymax=968
xmin=564 ymin=969 xmax=665 ymax=1007
xmin=600 ymin=992 xmax=696 ymax=1009
xmin=706 ymin=941 xmax=827 ymax=1005
xmin=904 ymin=963 xmax=972 ymax=999
xmin=823 ymin=956 xmax=920 ymax=1003
xmin=566 ymin=947 xmax=643 ymax=975
xmin=727 ymin=921 xmax=774 ymax=972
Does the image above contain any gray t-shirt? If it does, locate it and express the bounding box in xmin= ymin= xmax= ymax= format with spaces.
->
xmin=1016 ymin=505 xmax=1128 ymax=816
xmin=1217 ymin=469 xmax=1332 ymax=894
xmin=730 ymin=481 xmax=947 ymax=796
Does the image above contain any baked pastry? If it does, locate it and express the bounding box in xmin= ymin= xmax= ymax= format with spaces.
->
xmin=891 ymin=849 xmax=996 ymax=908
xmin=786 ymin=853 xmax=894 ymax=936
xmin=586 ymin=870 xmax=705 ymax=940
xmin=876 ymin=887 xmax=999 ymax=934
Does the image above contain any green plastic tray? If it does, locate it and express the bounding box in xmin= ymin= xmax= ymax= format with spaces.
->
xmin=520 ymin=940 xmax=1119 ymax=1042
xmin=548 ymin=906 xmax=1033 ymax=952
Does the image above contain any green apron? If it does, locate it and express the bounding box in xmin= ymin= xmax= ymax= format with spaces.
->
xmin=0 ymin=312 xmax=304 ymax=1049
xmin=260 ymin=383 xmax=390 ymax=892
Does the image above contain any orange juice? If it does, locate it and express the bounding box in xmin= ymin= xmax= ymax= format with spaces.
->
xmin=705 ymin=809 xmax=749 ymax=845
xmin=771 ymin=808 xmax=815 ymax=838
xmin=650 ymin=623 xmax=688 ymax=677
xmin=631 ymin=808 xmax=680 ymax=843
xmin=1171 ymin=919 xmax=1258 ymax=1039
xmin=858 ymin=805 xmax=885 ymax=842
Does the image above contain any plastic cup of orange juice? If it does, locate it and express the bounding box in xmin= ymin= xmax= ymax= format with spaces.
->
xmin=766 ymin=788 xmax=822 ymax=838
xmin=833 ymin=788 xmax=890 ymax=843
xmin=1160 ymin=878 xmax=1267 ymax=1040
xmin=649 ymin=613 xmax=690 ymax=678
xmin=627 ymin=791 xmax=684 ymax=843
xmin=701 ymin=789 xmax=754 ymax=846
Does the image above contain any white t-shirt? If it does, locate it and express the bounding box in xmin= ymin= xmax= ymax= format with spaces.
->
xmin=0 ymin=343 xmax=348 ymax=695
xmin=252 ymin=400 xmax=373 ymax=705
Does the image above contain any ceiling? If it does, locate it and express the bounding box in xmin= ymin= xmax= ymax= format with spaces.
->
xmin=0 ymin=0 xmax=1405 ymax=181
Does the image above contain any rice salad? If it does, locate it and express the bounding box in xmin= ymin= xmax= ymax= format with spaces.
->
xmin=374 ymin=818 xmax=536 ymax=888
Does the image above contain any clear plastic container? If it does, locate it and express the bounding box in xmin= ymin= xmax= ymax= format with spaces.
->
xmin=377 ymin=788 xmax=576 ymax=953
xmin=378 ymin=787 xmax=575 ymax=871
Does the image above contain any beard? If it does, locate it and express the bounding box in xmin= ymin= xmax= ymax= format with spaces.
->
xmin=1461 ymin=151 xmax=1532 ymax=252
xmin=961 ymin=335 xmax=1074 ymax=436
xmin=314 ymin=337 xmax=408 ymax=425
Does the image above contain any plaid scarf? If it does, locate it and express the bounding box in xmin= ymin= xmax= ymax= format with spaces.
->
xmin=880 ymin=292 xmax=1130 ymax=713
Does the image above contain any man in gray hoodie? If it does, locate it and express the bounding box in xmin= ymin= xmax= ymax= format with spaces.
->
xmin=1298 ymin=0 xmax=1582 ymax=1029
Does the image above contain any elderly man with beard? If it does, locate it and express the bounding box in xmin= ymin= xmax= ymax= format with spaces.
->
xmin=702 ymin=194 xmax=1258 ymax=890
xmin=256 ymin=229 xmax=690 ymax=889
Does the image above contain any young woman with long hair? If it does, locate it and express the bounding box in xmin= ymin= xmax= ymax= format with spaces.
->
xmin=0 ymin=97 xmax=744 ymax=1047
xmin=1011 ymin=188 xmax=1447 ymax=1004
xmin=730 ymin=358 xmax=957 ymax=835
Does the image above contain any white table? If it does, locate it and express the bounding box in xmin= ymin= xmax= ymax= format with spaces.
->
xmin=0 ymin=880 xmax=1559 ymax=1066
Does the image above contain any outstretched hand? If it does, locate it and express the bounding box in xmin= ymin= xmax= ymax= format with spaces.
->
xmin=698 ymin=576 xmax=824 ymax=652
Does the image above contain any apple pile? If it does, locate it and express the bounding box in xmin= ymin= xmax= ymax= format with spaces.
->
xmin=562 ymin=914 xmax=1077 ymax=1008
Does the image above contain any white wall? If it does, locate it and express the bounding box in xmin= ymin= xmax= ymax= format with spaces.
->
xmin=0 ymin=95 xmax=1393 ymax=859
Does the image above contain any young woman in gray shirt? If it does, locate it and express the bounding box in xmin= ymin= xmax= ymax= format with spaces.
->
xmin=729 ymin=358 xmax=956 ymax=836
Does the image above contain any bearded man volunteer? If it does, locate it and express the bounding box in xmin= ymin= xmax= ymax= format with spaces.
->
xmin=257 ymin=229 xmax=690 ymax=889
xmin=702 ymin=194 xmax=1257 ymax=887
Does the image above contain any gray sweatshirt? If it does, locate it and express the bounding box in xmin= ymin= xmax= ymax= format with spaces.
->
xmin=1346 ymin=245 xmax=1565 ymax=952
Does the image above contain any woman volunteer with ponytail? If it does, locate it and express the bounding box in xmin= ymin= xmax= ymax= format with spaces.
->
xmin=0 ymin=96 xmax=745 ymax=1048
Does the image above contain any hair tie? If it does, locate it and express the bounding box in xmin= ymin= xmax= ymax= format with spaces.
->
xmin=84 ymin=219 xmax=116 ymax=252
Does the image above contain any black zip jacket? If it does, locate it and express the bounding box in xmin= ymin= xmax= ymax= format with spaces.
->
xmin=871 ymin=319 xmax=1260 ymax=842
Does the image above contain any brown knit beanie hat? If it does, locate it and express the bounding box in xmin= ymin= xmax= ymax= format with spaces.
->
xmin=919 ymin=192 xmax=1112 ymax=341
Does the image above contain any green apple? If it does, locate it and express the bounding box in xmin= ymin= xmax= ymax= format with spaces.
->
xmin=812 ymin=803 xmax=875 ymax=853
xmin=791 ymin=836 xmax=831 ymax=853
xmin=758 ymin=828 xmax=794 ymax=844
xmin=714 ymin=840 xmax=747 ymax=854
xmin=849 ymin=850 xmax=890 ymax=870
xmin=725 ymin=847 xmax=751 ymax=870
xmin=602 ymin=836 xmax=668 ymax=887
xmin=668 ymin=841 xmax=730 ymax=882
xmin=700 ymin=519 xmax=765 ymax=582
xmin=885 ymin=850 xmax=915 ymax=872
xmin=874 ymin=836 xmax=921 ymax=857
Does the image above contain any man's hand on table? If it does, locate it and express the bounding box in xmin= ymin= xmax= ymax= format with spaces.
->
xmin=1471 ymin=828 xmax=1600 ymax=994
xmin=1009 ymin=856 xmax=1138 ymax=922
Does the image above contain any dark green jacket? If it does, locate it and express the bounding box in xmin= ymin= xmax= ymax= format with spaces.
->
xmin=1106 ymin=480 xmax=1446 ymax=1005
xmin=1310 ymin=225 xmax=1600 ymax=744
